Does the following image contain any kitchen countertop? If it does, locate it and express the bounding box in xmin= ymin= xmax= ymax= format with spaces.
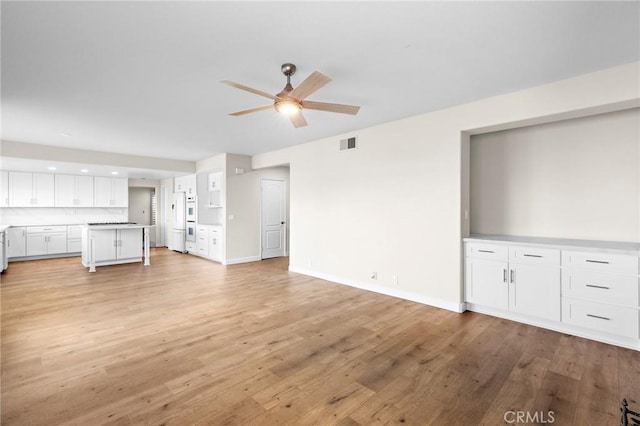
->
xmin=464 ymin=234 xmax=640 ymax=256
xmin=84 ymin=224 xmax=153 ymax=230
xmin=0 ymin=225 xmax=9 ymax=232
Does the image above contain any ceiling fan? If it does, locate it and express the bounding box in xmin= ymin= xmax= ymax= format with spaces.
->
xmin=221 ymin=63 xmax=360 ymax=128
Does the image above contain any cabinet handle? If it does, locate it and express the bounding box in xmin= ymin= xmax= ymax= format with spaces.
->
xmin=586 ymin=284 xmax=610 ymax=290
xmin=478 ymin=249 xmax=494 ymax=253
xmin=586 ymin=259 xmax=609 ymax=264
xmin=523 ymin=254 xmax=542 ymax=258
xmin=503 ymin=269 xmax=507 ymax=283
xmin=510 ymin=269 xmax=514 ymax=283
xmin=213 ymin=238 xmax=217 ymax=245
xmin=586 ymin=314 xmax=610 ymax=321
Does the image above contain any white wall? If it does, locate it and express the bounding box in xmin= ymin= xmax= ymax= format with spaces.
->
xmin=471 ymin=108 xmax=640 ymax=242
xmin=252 ymin=62 xmax=640 ymax=312
xmin=226 ymin=164 xmax=289 ymax=263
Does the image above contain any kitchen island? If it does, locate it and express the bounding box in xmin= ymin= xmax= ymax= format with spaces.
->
xmin=81 ymin=223 xmax=151 ymax=272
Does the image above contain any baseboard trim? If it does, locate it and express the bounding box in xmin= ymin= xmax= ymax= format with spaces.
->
xmin=225 ymin=255 xmax=262 ymax=265
xmin=288 ymin=265 xmax=464 ymax=313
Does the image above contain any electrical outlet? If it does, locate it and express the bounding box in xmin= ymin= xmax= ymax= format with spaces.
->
xmin=371 ymin=272 xmax=377 ymax=280
xmin=392 ymin=275 xmax=398 ymax=285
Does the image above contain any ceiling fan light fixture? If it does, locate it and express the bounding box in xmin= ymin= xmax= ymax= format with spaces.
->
xmin=275 ymin=100 xmax=301 ymax=115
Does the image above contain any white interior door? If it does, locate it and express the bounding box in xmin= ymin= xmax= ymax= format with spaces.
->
xmin=261 ymin=179 xmax=286 ymax=259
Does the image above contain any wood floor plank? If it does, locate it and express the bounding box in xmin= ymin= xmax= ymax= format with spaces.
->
xmin=1 ymin=248 xmax=636 ymax=425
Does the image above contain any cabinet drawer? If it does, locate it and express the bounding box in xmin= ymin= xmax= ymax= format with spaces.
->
xmin=562 ymin=269 xmax=638 ymax=307
xmin=67 ymin=225 xmax=83 ymax=239
xmin=197 ymin=225 xmax=208 ymax=233
xmin=27 ymin=226 xmax=67 ymax=233
xmin=185 ymin=241 xmax=196 ymax=252
xmin=509 ymin=246 xmax=560 ymax=266
xmin=562 ymin=297 xmax=639 ymax=339
xmin=465 ymin=243 xmax=508 ymax=262
xmin=562 ymin=250 xmax=638 ymax=275
xmin=67 ymin=239 xmax=82 ymax=253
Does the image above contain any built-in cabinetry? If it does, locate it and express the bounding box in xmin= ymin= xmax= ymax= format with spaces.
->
xmin=189 ymin=224 xmax=223 ymax=262
xmin=175 ymin=174 xmax=197 ymax=195
xmin=94 ymin=177 xmax=128 ymax=207
xmin=0 ymin=171 xmax=8 ymax=207
xmin=206 ymin=172 xmax=223 ymax=208
xmin=26 ymin=226 xmax=67 ymax=256
xmin=55 ymin=175 xmax=94 ymax=207
xmin=6 ymin=227 xmax=26 ymax=258
xmin=464 ymin=235 xmax=640 ymax=349
xmin=9 ymin=172 xmax=55 ymax=207
xmin=87 ymin=228 xmax=142 ymax=263
xmin=67 ymin=225 xmax=83 ymax=253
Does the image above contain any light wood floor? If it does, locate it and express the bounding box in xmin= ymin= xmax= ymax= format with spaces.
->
xmin=1 ymin=248 xmax=637 ymax=425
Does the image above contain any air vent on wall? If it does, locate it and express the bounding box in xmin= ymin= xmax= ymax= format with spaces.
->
xmin=339 ymin=136 xmax=357 ymax=151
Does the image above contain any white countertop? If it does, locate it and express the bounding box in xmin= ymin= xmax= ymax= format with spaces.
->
xmin=84 ymin=224 xmax=153 ymax=230
xmin=464 ymin=234 xmax=640 ymax=256
xmin=0 ymin=225 xmax=9 ymax=232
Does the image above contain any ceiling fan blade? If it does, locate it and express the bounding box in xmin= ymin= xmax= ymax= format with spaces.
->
xmin=302 ymin=100 xmax=360 ymax=115
xmin=288 ymin=71 xmax=332 ymax=101
xmin=289 ymin=112 xmax=308 ymax=128
xmin=229 ymin=105 xmax=274 ymax=116
xmin=220 ymin=80 xmax=278 ymax=100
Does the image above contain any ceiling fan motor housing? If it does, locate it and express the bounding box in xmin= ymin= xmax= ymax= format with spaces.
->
xmin=281 ymin=63 xmax=297 ymax=76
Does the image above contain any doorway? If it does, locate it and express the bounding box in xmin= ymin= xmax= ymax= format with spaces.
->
xmin=261 ymin=179 xmax=286 ymax=259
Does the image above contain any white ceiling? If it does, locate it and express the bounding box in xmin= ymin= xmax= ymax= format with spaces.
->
xmin=2 ymin=1 xmax=639 ymax=163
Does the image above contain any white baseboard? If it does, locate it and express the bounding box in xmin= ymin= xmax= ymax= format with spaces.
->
xmin=288 ymin=265 xmax=464 ymax=313
xmin=225 ymin=255 xmax=262 ymax=265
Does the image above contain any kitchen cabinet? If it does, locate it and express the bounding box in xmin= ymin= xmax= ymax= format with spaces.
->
xmin=55 ymin=175 xmax=94 ymax=207
xmin=9 ymin=172 xmax=54 ymax=207
xmin=175 ymin=174 xmax=197 ymax=195
xmin=6 ymin=227 xmax=27 ymax=258
xmin=0 ymin=229 xmax=6 ymax=272
xmin=207 ymin=172 xmax=223 ymax=207
xmin=0 ymin=171 xmax=8 ymax=207
xmin=26 ymin=226 xmax=67 ymax=256
xmin=90 ymin=228 xmax=142 ymax=262
xmin=94 ymin=177 xmax=128 ymax=207
xmin=465 ymin=242 xmax=560 ymax=321
xmin=196 ymin=225 xmax=209 ymax=257
xmin=209 ymin=226 xmax=222 ymax=261
xmin=67 ymin=225 xmax=83 ymax=253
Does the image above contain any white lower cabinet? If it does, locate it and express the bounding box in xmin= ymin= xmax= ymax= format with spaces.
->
xmin=196 ymin=225 xmax=209 ymax=257
xmin=465 ymin=237 xmax=640 ymax=349
xmin=7 ymin=227 xmax=27 ymax=258
xmin=26 ymin=226 xmax=67 ymax=256
xmin=187 ymin=224 xmax=223 ymax=262
xmin=67 ymin=225 xmax=83 ymax=253
xmin=209 ymin=226 xmax=222 ymax=261
xmin=91 ymin=229 xmax=142 ymax=262
xmin=465 ymin=244 xmax=560 ymax=321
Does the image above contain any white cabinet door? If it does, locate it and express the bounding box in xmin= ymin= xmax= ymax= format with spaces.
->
xmin=47 ymin=233 xmax=67 ymax=254
xmin=111 ymin=178 xmax=128 ymax=207
xmin=208 ymin=172 xmax=222 ymax=191
xmin=94 ymin=177 xmax=112 ymax=207
xmin=465 ymin=258 xmax=508 ymax=310
xmin=174 ymin=176 xmax=186 ymax=192
xmin=33 ymin=173 xmax=54 ymax=207
xmin=76 ymin=176 xmax=94 ymax=207
xmin=92 ymin=230 xmax=117 ymax=262
xmin=117 ymin=228 xmax=142 ymax=259
xmin=196 ymin=225 xmax=209 ymax=256
xmin=55 ymin=174 xmax=76 ymax=207
xmin=185 ymin=174 xmax=197 ymax=195
xmin=9 ymin=172 xmax=33 ymax=207
xmin=509 ymin=264 xmax=560 ymax=321
xmin=0 ymin=171 xmax=8 ymax=207
xmin=209 ymin=227 xmax=222 ymax=261
xmin=26 ymin=234 xmax=47 ymax=256
xmin=7 ymin=227 xmax=26 ymax=257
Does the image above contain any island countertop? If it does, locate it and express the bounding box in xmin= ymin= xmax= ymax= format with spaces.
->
xmin=83 ymin=223 xmax=153 ymax=230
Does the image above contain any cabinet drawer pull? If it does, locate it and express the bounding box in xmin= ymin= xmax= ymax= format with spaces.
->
xmin=510 ymin=269 xmax=514 ymax=283
xmin=478 ymin=250 xmax=494 ymax=253
xmin=586 ymin=314 xmax=610 ymax=321
xmin=523 ymin=254 xmax=542 ymax=258
xmin=585 ymin=259 xmax=609 ymax=264
xmin=585 ymin=284 xmax=610 ymax=290
xmin=503 ymin=269 xmax=507 ymax=283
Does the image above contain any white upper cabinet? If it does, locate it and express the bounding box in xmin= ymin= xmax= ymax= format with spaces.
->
xmin=9 ymin=172 xmax=54 ymax=207
xmin=94 ymin=177 xmax=128 ymax=207
xmin=175 ymin=174 xmax=197 ymax=195
xmin=0 ymin=171 xmax=8 ymax=207
xmin=55 ymin=175 xmax=95 ymax=207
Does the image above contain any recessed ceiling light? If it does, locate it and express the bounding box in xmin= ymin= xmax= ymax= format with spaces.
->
xmin=60 ymin=132 xmax=72 ymax=137
xmin=111 ymin=171 xmax=119 ymax=175
xmin=81 ymin=169 xmax=89 ymax=173
xmin=48 ymin=166 xmax=57 ymax=171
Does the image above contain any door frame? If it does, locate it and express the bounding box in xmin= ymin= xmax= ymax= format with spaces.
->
xmin=260 ymin=178 xmax=287 ymax=259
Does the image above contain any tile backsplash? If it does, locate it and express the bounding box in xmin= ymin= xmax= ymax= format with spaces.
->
xmin=0 ymin=208 xmax=128 ymax=226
